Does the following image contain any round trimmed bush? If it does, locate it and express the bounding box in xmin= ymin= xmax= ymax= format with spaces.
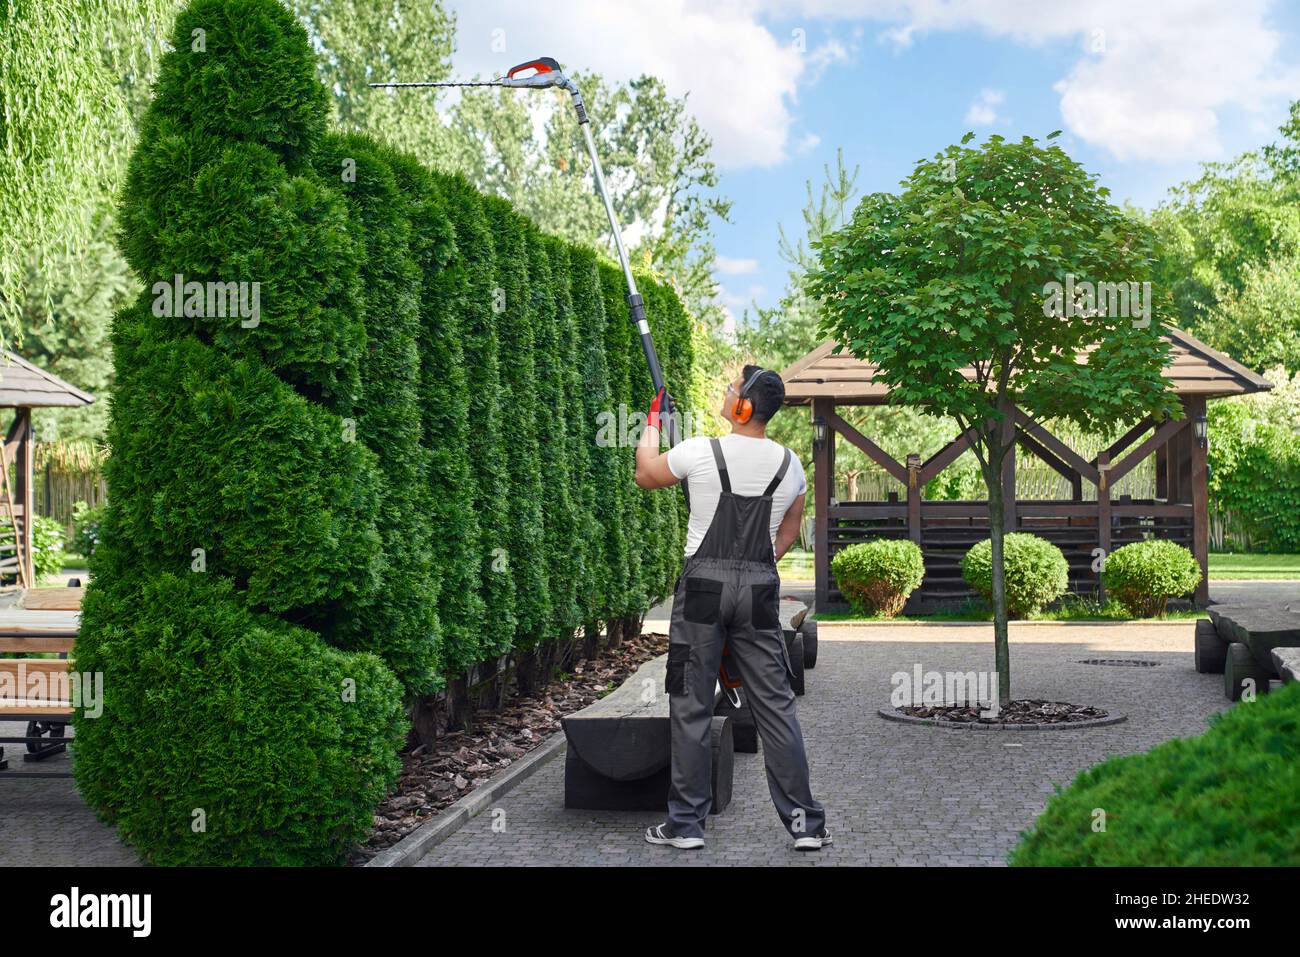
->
xmin=832 ymin=539 xmax=924 ymax=617
xmin=1011 ymin=679 xmax=1300 ymax=865
xmin=1102 ymin=539 xmax=1201 ymax=618
xmin=961 ymin=532 xmax=1069 ymax=618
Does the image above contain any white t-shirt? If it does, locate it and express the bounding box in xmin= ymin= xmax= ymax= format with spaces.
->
xmin=666 ymin=434 xmax=807 ymax=558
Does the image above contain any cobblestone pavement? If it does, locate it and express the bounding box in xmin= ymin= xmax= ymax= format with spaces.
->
xmin=419 ymin=621 xmax=1229 ymax=866
xmin=0 ymin=723 xmax=140 ymax=866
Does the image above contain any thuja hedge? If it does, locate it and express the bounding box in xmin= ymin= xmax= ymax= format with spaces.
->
xmin=76 ymin=0 xmax=694 ymax=865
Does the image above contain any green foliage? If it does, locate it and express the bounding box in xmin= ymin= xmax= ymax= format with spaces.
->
xmin=80 ymin=0 xmax=404 ymax=866
xmin=1149 ymin=102 xmax=1300 ymax=374
xmin=311 ymin=132 xmax=442 ymax=695
xmin=81 ymin=0 xmax=696 ymax=865
xmin=70 ymin=500 xmax=106 ymax=559
xmin=1101 ymin=540 xmax=1201 ymax=617
xmin=0 ymin=0 xmax=178 ymax=341
xmin=1208 ymin=369 xmax=1300 ymax=552
xmin=427 ymin=172 xmax=516 ymax=659
xmin=0 ymin=513 xmax=67 ymax=583
xmin=74 ymin=562 xmax=405 ymax=866
xmin=831 ymin=539 xmax=924 ymax=617
xmin=812 ymin=132 xmax=1177 ymax=699
xmin=1011 ymin=680 xmax=1300 ymax=866
xmin=481 ymin=197 xmax=552 ymax=648
xmin=961 ymin=533 xmax=1069 ymax=618
xmin=390 ymin=157 xmax=486 ymax=673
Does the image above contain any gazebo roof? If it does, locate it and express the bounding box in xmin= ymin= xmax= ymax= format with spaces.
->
xmin=780 ymin=326 xmax=1273 ymax=406
xmin=0 ymin=351 xmax=95 ymax=408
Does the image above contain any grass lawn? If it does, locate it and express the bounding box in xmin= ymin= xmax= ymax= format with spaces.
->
xmin=1208 ymin=553 xmax=1300 ymax=579
xmin=777 ymin=547 xmax=814 ymax=579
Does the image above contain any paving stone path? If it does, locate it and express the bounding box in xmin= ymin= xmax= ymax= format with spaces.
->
xmin=418 ymin=620 xmax=1229 ymax=867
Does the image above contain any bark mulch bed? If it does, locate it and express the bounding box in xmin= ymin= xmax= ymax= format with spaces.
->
xmin=349 ymin=631 xmax=669 ymax=865
xmin=890 ymin=699 xmax=1114 ymax=727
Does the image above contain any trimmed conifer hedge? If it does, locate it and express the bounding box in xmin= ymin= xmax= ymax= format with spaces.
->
xmin=78 ymin=0 xmax=695 ymax=865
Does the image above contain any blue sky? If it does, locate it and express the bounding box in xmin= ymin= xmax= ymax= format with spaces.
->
xmin=445 ymin=1 xmax=1300 ymax=323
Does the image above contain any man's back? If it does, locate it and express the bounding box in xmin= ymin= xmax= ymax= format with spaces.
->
xmin=666 ymin=434 xmax=807 ymax=557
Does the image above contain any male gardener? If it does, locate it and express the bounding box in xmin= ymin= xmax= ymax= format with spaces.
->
xmin=635 ymin=366 xmax=829 ymax=851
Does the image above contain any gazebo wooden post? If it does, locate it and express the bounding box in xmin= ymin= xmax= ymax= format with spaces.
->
xmin=1187 ymin=396 xmax=1210 ymax=605
xmin=1096 ymin=450 xmax=1111 ymax=600
xmin=16 ymin=409 xmax=33 ymax=586
xmin=812 ymin=398 xmax=834 ymax=610
xmin=905 ymin=454 xmax=921 ymax=544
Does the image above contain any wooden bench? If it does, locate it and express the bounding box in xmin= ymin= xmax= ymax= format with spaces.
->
xmin=0 ymin=604 xmax=81 ymax=776
xmin=1201 ymin=605 xmax=1300 ymax=701
xmin=561 ymin=654 xmax=734 ymax=813
xmin=0 ymin=630 xmax=76 ymax=774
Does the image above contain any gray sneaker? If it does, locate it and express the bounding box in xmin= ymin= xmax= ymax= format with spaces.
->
xmin=645 ymin=823 xmax=704 ymax=849
xmin=794 ymin=828 xmax=832 ymax=851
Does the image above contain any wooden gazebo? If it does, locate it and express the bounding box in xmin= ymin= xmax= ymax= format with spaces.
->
xmin=0 ymin=353 xmax=94 ymax=586
xmin=781 ymin=326 xmax=1272 ymax=611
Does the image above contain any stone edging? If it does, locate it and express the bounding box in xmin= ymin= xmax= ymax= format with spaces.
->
xmin=877 ymin=707 xmax=1127 ymax=731
xmin=364 ymin=730 xmax=569 ymax=867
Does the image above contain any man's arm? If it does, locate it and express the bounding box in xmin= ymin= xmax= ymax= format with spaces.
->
xmin=635 ymin=389 xmax=681 ymax=490
xmin=774 ymin=493 xmax=805 ymax=561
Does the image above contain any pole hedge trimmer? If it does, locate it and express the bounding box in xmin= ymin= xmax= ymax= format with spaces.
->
xmin=371 ymin=57 xmax=683 ymax=450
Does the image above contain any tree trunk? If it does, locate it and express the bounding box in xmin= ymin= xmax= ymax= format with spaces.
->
xmin=583 ymin=621 xmax=600 ymax=663
xmin=606 ymin=616 xmax=624 ymax=651
xmin=411 ymin=695 xmax=440 ymax=748
xmin=986 ymin=465 xmax=1012 ymax=707
xmin=446 ymin=676 xmax=473 ymax=733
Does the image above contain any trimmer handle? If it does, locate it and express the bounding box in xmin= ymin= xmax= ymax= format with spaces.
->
xmin=504 ymin=57 xmax=568 ymax=88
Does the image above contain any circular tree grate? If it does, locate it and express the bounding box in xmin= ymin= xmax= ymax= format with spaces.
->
xmin=1076 ymin=658 xmax=1161 ymax=667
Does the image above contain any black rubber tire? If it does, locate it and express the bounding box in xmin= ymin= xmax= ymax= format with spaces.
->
xmin=800 ymin=619 xmax=818 ymax=670
xmin=786 ymin=632 xmax=805 ymax=696
xmin=1194 ymin=619 xmax=1228 ymax=674
xmin=1224 ymin=642 xmax=1270 ymax=701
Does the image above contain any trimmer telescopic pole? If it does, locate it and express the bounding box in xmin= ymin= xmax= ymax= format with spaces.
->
xmin=371 ymin=56 xmax=683 ymax=450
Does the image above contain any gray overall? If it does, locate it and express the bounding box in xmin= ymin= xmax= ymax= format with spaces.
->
xmin=665 ymin=439 xmax=826 ymax=840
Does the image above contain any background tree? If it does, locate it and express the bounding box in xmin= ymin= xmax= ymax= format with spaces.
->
xmin=811 ymin=132 xmax=1178 ymax=705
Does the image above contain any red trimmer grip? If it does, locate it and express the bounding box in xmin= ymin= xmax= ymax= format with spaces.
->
xmin=507 ymin=57 xmax=562 ymax=79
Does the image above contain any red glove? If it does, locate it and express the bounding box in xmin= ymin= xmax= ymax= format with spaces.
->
xmin=647 ymin=387 xmax=666 ymax=431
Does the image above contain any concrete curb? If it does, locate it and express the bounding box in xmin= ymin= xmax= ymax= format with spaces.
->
xmin=877 ymin=707 xmax=1127 ymax=731
xmin=364 ymin=730 xmax=569 ymax=867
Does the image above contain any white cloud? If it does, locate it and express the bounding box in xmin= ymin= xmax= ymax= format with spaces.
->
xmin=794 ymin=132 xmax=822 ymax=155
xmin=765 ymin=0 xmax=1300 ymax=163
xmin=965 ymin=88 xmax=1005 ymax=127
xmin=446 ymin=1 xmax=822 ymax=169
xmin=443 ymin=1 xmax=1299 ymax=171
xmin=715 ymin=255 xmax=761 ymax=275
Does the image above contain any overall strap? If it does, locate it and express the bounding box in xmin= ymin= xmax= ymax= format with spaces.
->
xmin=762 ymin=447 xmax=793 ymax=497
xmin=708 ymin=438 xmax=731 ymax=493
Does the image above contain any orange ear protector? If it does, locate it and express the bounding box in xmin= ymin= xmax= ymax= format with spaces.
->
xmin=733 ymin=368 xmax=767 ymax=424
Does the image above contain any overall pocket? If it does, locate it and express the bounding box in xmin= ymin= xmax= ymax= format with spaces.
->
xmin=665 ymin=643 xmax=690 ymax=696
xmin=683 ymin=578 xmax=723 ymax=624
xmin=751 ymin=582 xmax=781 ymax=632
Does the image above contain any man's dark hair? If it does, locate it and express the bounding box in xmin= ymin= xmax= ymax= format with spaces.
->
xmin=742 ymin=364 xmax=785 ymax=422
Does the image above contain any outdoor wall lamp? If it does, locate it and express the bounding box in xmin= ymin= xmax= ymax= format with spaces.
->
xmin=812 ymin=415 xmax=827 ymax=451
xmin=1193 ymin=413 xmax=1208 ymax=449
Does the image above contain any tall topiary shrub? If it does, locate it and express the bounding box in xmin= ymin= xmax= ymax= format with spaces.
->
xmin=428 ymin=174 xmax=517 ymax=660
xmin=481 ymin=197 xmax=552 ymax=656
xmin=530 ymin=233 xmax=583 ymax=651
xmin=75 ymin=0 xmax=405 ymax=866
xmin=389 ymin=157 xmax=486 ymax=681
xmin=569 ymin=247 xmax=618 ymax=640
